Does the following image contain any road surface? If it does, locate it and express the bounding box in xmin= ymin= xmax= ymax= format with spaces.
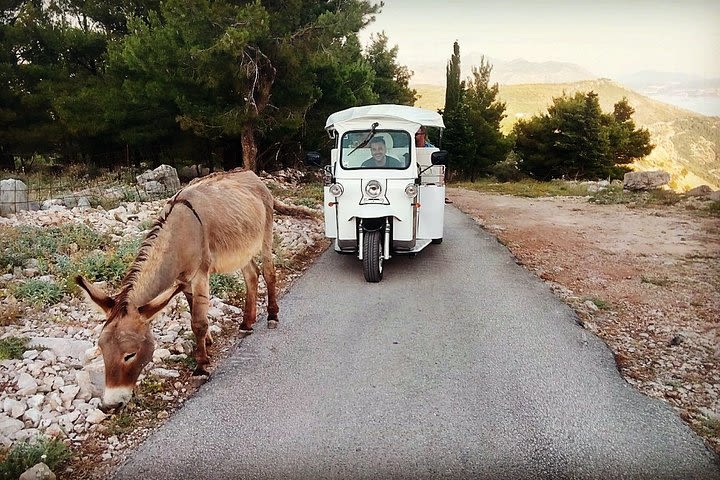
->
xmin=112 ymin=206 xmax=720 ymax=479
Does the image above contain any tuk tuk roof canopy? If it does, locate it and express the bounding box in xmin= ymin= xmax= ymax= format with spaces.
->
xmin=325 ymin=104 xmax=445 ymax=130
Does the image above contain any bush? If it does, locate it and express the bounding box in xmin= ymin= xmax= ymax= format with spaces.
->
xmin=0 ymin=336 xmax=27 ymax=360
xmin=209 ymin=274 xmax=245 ymax=305
xmin=68 ymin=238 xmax=140 ymax=288
xmin=10 ymin=279 xmax=64 ymax=307
xmin=0 ymin=224 xmax=107 ymax=273
xmin=0 ymin=436 xmax=71 ymax=480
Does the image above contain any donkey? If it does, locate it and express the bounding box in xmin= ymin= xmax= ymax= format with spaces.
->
xmin=77 ymin=169 xmax=314 ymax=411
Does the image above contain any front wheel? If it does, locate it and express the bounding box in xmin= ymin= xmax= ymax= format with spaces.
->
xmin=362 ymin=229 xmax=383 ymax=282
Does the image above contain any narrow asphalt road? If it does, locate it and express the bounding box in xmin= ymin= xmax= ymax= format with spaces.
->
xmin=112 ymin=206 xmax=720 ymax=480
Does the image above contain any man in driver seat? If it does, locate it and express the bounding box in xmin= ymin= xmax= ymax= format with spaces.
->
xmin=362 ymin=137 xmax=402 ymax=168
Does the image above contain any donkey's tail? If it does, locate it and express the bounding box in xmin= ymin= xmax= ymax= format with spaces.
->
xmin=273 ymin=198 xmax=321 ymax=219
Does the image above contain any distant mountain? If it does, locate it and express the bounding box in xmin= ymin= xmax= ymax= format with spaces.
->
xmin=483 ymin=58 xmax=596 ymax=85
xmin=413 ymin=79 xmax=720 ymax=191
xmin=409 ymin=57 xmax=596 ymax=86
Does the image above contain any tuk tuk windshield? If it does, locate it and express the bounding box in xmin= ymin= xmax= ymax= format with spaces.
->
xmin=339 ymin=130 xmax=411 ymax=169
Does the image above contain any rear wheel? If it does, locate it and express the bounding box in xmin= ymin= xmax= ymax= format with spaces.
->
xmin=362 ymin=229 xmax=383 ymax=282
xmin=431 ymin=238 xmax=443 ymax=244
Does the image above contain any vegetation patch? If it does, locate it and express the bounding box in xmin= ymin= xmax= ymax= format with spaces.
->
xmin=0 ymin=436 xmax=72 ymax=480
xmin=641 ymin=276 xmax=674 ymax=287
xmin=0 ymin=224 xmax=107 ymax=273
xmin=586 ymin=297 xmax=611 ymax=310
xmin=10 ymin=279 xmax=64 ymax=307
xmin=453 ymin=178 xmax=590 ymax=197
xmin=209 ymin=273 xmax=246 ymax=305
xmin=0 ymin=336 xmax=28 ymax=360
xmin=702 ymin=200 xmax=720 ymax=217
xmin=106 ymin=412 xmax=135 ymax=437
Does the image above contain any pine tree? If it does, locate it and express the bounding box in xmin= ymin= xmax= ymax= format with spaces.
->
xmin=364 ymin=32 xmax=416 ymax=105
xmin=463 ymin=57 xmax=511 ymax=180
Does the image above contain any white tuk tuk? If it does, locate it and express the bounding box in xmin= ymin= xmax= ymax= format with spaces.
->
xmin=310 ymin=104 xmax=448 ymax=282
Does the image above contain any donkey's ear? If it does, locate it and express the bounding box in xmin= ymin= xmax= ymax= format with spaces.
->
xmin=138 ymin=284 xmax=184 ymax=322
xmin=75 ymin=275 xmax=115 ymax=315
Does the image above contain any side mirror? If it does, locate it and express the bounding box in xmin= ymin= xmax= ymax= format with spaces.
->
xmin=305 ymin=151 xmax=322 ymax=166
xmin=431 ymin=150 xmax=448 ymax=166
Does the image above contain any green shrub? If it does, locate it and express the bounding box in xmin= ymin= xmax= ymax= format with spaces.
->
xmin=0 ymin=436 xmax=71 ymax=480
xmin=0 ymin=336 xmax=28 ymax=360
xmin=453 ymin=178 xmax=589 ymax=197
xmin=0 ymin=224 xmax=107 ymax=272
xmin=69 ymin=239 xmax=140 ymax=288
xmin=588 ymin=184 xmax=630 ymax=204
xmin=209 ymin=273 xmax=245 ymax=305
xmin=10 ymin=279 xmax=64 ymax=307
xmin=702 ymin=200 xmax=720 ymax=217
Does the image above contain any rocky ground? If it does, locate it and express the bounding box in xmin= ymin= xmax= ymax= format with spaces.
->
xmin=0 ymin=172 xmax=328 ymax=478
xmin=448 ymin=187 xmax=720 ymax=455
xmin=2 ymin=179 xmax=718 ymax=477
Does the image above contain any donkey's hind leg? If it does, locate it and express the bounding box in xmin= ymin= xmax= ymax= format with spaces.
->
xmin=239 ymin=259 xmax=260 ymax=333
xmin=262 ymin=248 xmax=279 ymax=329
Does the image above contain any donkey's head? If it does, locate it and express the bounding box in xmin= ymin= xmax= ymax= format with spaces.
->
xmin=76 ymin=276 xmax=182 ymax=411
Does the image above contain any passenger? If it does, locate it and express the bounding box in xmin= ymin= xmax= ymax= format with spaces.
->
xmin=362 ymin=137 xmax=403 ymax=168
xmin=415 ymin=126 xmax=434 ymax=147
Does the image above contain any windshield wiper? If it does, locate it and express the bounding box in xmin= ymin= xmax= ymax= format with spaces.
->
xmin=347 ymin=122 xmax=379 ymax=156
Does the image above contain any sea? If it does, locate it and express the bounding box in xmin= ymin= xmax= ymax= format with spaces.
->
xmin=646 ymin=94 xmax=720 ymax=117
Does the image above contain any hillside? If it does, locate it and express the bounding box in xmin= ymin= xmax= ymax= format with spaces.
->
xmin=414 ymin=79 xmax=720 ymax=191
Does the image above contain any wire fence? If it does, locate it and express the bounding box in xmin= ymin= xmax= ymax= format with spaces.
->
xmin=0 ymin=175 xmax=178 ymax=217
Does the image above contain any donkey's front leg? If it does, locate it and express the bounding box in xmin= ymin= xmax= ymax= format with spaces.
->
xmin=189 ymin=277 xmax=211 ymax=376
xmin=183 ymin=290 xmax=212 ymax=348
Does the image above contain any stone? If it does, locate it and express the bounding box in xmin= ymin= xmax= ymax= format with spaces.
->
xmin=151 ymin=367 xmax=180 ymax=378
xmin=3 ymin=398 xmax=26 ymax=418
xmin=85 ymin=408 xmax=107 ymax=425
xmin=19 ymin=462 xmax=56 ymax=480
xmin=623 ymin=170 xmax=671 ymax=190
xmin=28 ymin=337 xmax=94 ymax=363
xmin=178 ymin=164 xmax=210 ymax=182
xmin=0 ymin=414 xmax=25 ymax=436
xmin=0 ymin=178 xmax=29 ymax=216
xmin=16 ymin=372 xmax=38 ymax=395
xmin=26 ymin=394 xmax=45 ymax=409
xmin=685 ymin=185 xmax=713 ymax=197
xmin=77 ymin=361 xmax=105 ymax=399
xmin=23 ymin=407 xmax=42 ymax=427
xmin=136 ymin=164 xmax=181 ymax=195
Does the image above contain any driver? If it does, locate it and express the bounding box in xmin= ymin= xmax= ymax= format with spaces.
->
xmin=361 ymin=137 xmax=402 ymax=168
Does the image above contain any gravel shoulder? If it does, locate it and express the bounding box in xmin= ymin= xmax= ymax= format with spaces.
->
xmin=448 ymin=187 xmax=720 ymax=454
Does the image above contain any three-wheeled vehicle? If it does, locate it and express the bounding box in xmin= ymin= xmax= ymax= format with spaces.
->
xmin=311 ymin=104 xmax=448 ymax=282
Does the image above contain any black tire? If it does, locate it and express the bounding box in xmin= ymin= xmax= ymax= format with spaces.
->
xmin=362 ymin=229 xmax=383 ymax=282
xmin=431 ymin=238 xmax=443 ymax=244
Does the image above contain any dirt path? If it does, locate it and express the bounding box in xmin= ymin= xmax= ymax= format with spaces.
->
xmin=447 ymin=187 xmax=720 ymax=454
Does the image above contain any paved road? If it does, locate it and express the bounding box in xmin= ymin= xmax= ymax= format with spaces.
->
xmin=113 ymin=206 xmax=720 ymax=480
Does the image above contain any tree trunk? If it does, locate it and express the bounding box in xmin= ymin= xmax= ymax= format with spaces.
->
xmin=241 ymin=124 xmax=257 ymax=171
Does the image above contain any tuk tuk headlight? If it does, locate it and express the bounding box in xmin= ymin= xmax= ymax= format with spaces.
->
xmin=365 ymin=180 xmax=382 ymax=198
xmin=329 ymin=183 xmax=344 ymax=196
xmin=404 ymin=183 xmax=418 ymax=198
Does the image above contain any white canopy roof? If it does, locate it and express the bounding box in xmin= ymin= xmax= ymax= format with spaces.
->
xmin=325 ymin=104 xmax=445 ymax=130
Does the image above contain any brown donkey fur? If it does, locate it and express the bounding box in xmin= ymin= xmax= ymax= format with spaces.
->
xmin=76 ymin=169 xmax=313 ymax=410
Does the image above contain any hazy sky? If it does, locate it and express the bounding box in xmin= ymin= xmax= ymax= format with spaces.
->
xmin=358 ymin=0 xmax=720 ymax=82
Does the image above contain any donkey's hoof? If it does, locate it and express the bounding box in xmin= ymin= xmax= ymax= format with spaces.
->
xmin=267 ymin=319 xmax=278 ymax=329
xmin=192 ymin=366 xmax=210 ymax=377
xmin=239 ymin=326 xmax=254 ymax=335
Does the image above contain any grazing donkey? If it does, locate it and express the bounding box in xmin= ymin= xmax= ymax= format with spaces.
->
xmin=77 ymin=169 xmax=313 ymax=410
